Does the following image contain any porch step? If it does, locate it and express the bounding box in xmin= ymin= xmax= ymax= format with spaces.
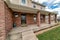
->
xmin=7 ymin=27 xmax=38 ymax=40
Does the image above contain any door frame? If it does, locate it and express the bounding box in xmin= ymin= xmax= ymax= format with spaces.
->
xmin=21 ymin=14 xmax=26 ymax=24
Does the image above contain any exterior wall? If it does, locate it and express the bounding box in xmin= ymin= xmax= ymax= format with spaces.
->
xmin=5 ymin=3 xmax=13 ymax=33
xmin=27 ymin=0 xmax=45 ymax=10
xmin=13 ymin=13 xmax=21 ymax=27
xmin=14 ymin=13 xmax=35 ymax=26
xmin=0 ymin=0 xmax=6 ymax=40
xmin=27 ymin=0 xmax=42 ymax=9
xmin=45 ymin=16 xmax=49 ymax=23
xmin=13 ymin=13 xmax=56 ymax=27
xmin=0 ymin=0 xmax=13 ymax=40
xmin=40 ymin=14 xmax=45 ymax=23
xmin=45 ymin=15 xmax=55 ymax=24
xmin=26 ymin=14 xmax=35 ymax=25
xmin=32 ymin=3 xmax=41 ymax=9
xmin=36 ymin=5 xmax=41 ymax=10
xmin=10 ymin=0 xmax=32 ymax=7
xmin=27 ymin=0 xmax=33 ymax=7
xmin=10 ymin=0 xmax=20 ymax=5
xmin=9 ymin=0 xmax=44 ymax=10
xmin=51 ymin=15 xmax=55 ymax=23
xmin=27 ymin=0 xmax=42 ymax=10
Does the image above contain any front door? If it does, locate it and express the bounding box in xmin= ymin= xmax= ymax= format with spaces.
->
xmin=21 ymin=14 xmax=26 ymax=24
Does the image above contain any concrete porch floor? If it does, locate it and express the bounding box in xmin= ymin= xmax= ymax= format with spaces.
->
xmin=10 ymin=22 xmax=58 ymax=33
xmin=27 ymin=22 xmax=58 ymax=32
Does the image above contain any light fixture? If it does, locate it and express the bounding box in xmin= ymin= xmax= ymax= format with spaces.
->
xmin=14 ymin=13 xmax=18 ymax=17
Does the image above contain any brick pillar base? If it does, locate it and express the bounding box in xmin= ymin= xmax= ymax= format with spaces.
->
xmin=37 ymin=12 xmax=40 ymax=26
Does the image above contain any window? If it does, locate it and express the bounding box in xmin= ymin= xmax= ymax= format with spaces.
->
xmin=40 ymin=7 xmax=45 ymax=10
xmin=33 ymin=4 xmax=36 ymax=8
xmin=22 ymin=0 xmax=26 ymax=4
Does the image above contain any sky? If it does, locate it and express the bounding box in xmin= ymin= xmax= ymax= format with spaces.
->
xmin=34 ymin=0 xmax=60 ymax=16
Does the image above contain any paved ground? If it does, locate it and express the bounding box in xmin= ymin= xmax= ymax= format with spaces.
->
xmin=7 ymin=27 xmax=38 ymax=40
xmin=28 ymin=22 xmax=58 ymax=32
xmin=35 ymin=23 xmax=60 ymax=35
xmin=6 ymin=22 xmax=59 ymax=40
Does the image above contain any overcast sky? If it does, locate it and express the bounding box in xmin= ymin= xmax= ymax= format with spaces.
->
xmin=35 ymin=0 xmax=60 ymax=16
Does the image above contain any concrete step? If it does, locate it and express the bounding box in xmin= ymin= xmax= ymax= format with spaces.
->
xmin=7 ymin=27 xmax=38 ymax=40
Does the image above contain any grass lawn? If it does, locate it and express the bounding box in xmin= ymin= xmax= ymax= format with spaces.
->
xmin=37 ymin=26 xmax=60 ymax=40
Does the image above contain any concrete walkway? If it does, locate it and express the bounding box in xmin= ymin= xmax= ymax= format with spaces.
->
xmin=7 ymin=27 xmax=38 ymax=40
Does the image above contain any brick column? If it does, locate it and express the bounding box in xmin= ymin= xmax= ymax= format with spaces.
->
xmin=0 ymin=0 xmax=6 ymax=40
xmin=48 ymin=13 xmax=51 ymax=24
xmin=55 ymin=14 xmax=57 ymax=23
xmin=37 ymin=12 xmax=40 ymax=26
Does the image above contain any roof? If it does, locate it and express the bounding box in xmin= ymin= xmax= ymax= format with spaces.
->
xmin=32 ymin=1 xmax=46 ymax=7
xmin=4 ymin=0 xmax=57 ymax=15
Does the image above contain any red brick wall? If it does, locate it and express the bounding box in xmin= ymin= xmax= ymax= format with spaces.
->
xmin=14 ymin=13 xmax=21 ymax=27
xmin=0 ymin=0 xmax=13 ymax=40
xmin=0 ymin=0 xmax=6 ymax=40
xmin=5 ymin=3 xmax=13 ymax=33
xmin=13 ymin=13 xmax=35 ymax=26
xmin=26 ymin=14 xmax=35 ymax=25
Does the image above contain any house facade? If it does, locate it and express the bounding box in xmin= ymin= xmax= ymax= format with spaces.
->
xmin=0 ymin=0 xmax=57 ymax=40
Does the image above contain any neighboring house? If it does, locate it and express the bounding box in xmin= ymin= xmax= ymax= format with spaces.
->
xmin=0 ymin=0 xmax=57 ymax=40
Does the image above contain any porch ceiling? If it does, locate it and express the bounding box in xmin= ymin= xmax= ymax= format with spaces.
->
xmin=40 ymin=10 xmax=57 ymax=15
xmin=4 ymin=0 xmax=57 ymax=15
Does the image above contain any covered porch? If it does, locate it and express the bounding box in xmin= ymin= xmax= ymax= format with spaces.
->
xmin=12 ymin=11 xmax=57 ymax=27
xmin=4 ymin=0 xmax=58 ymax=32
